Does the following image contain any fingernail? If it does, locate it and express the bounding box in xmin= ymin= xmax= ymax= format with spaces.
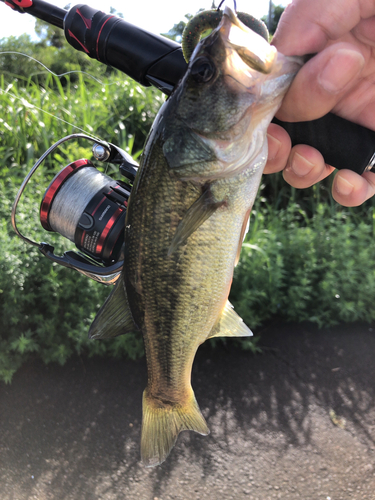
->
xmin=267 ymin=134 xmax=281 ymax=160
xmin=318 ymin=49 xmax=364 ymax=94
xmin=289 ymin=152 xmax=314 ymax=177
xmin=335 ymin=176 xmax=354 ymax=196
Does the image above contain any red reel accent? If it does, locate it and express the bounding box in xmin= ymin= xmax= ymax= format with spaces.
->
xmin=76 ymin=183 xmax=129 ymax=263
xmin=95 ymin=206 xmax=125 ymax=255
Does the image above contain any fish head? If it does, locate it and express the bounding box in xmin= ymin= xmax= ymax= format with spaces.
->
xmin=163 ymin=6 xmax=303 ymax=180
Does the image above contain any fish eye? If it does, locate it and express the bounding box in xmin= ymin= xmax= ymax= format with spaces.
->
xmin=190 ymin=57 xmax=216 ymax=83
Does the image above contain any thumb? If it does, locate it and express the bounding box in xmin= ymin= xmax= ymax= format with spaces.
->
xmin=276 ymin=43 xmax=365 ymax=122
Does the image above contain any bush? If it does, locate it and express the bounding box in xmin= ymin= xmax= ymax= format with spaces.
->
xmin=1 ymin=72 xmax=375 ymax=384
xmin=0 ymin=74 xmax=161 ymax=383
xmin=230 ymin=202 xmax=375 ymax=329
xmin=0 ymin=207 xmax=145 ymax=384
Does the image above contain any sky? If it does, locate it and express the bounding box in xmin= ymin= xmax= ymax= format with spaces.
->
xmin=0 ymin=0 xmax=291 ymax=40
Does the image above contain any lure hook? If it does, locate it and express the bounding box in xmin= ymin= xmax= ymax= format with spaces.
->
xmin=182 ymin=5 xmax=269 ymax=63
xmin=217 ymin=0 xmax=237 ymax=12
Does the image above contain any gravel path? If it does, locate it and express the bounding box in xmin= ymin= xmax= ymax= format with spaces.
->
xmin=1 ymin=322 xmax=375 ymax=499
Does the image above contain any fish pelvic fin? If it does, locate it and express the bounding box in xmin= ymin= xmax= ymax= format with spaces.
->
xmin=168 ymin=184 xmax=225 ymax=256
xmin=88 ymin=274 xmax=137 ymax=340
xmin=141 ymin=387 xmax=209 ymax=467
xmin=207 ymin=301 xmax=253 ymax=339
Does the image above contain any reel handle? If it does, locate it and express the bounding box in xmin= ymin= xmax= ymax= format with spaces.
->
xmin=40 ymin=243 xmax=122 ymax=285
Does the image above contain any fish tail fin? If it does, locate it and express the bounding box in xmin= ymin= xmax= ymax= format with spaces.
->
xmin=141 ymin=388 xmax=209 ymax=467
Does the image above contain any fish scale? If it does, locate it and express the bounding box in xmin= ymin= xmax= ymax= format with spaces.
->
xmin=126 ymin=141 xmax=232 ymax=383
xmin=126 ymin=137 xmax=264 ymax=462
xmin=88 ymin=6 xmax=303 ymax=467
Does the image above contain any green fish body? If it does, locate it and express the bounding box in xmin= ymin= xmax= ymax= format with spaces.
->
xmin=89 ymin=7 xmax=302 ymax=467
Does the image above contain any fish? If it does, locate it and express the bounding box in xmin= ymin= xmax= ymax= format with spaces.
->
xmin=88 ymin=6 xmax=303 ymax=467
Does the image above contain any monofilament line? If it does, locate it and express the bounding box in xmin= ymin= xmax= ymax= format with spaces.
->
xmin=0 ymin=87 xmax=101 ymax=139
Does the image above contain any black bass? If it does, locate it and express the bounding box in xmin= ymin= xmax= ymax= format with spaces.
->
xmin=89 ymin=6 xmax=302 ymax=467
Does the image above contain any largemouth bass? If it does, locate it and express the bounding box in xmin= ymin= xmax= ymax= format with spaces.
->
xmin=89 ymin=7 xmax=302 ymax=467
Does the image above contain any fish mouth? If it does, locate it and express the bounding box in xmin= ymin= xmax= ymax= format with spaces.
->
xmin=220 ymin=5 xmax=277 ymax=74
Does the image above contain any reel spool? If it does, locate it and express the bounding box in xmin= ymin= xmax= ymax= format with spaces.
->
xmin=12 ymin=134 xmax=138 ymax=285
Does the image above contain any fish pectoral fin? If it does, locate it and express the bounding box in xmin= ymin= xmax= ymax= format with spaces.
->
xmin=207 ymin=301 xmax=253 ymax=339
xmin=88 ymin=274 xmax=137 ymax=340
xmin=141 ymin=388 xmax=209 ymax=467
xmin=168 ymin=184 xmax=225 ymax=256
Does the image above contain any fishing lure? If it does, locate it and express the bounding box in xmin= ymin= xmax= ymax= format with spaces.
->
xmin=182 ymin=1 xmax=269 ymax=62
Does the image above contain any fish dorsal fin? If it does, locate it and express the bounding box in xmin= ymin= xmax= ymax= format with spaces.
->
xmin=168 ymin=184 xmax=225 ymax=256
xmin=88 ymin=274 xmax=137 ymax=339
xmin=207 ymin=301 xmax=253 ymax=339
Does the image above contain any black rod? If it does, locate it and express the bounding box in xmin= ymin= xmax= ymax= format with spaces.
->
xmin=1 ymin=0 xmax=66 ymax=28
xmin=1 ymin=0 xmax=375 ymax=174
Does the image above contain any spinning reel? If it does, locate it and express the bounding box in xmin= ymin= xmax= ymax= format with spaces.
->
xmin=12 ymin=134 xmax=138 ymax=285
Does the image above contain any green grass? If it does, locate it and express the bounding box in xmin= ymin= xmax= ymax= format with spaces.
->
xmin=0 ymin=74 xmax=162 ymax=382
xmin=1 ymin=74 xmax=374 ymax=383
xmin=0 ymin=71 xmax=162 ymax=172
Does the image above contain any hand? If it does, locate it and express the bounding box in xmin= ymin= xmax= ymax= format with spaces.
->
xmin=265 ymin=0 xmax=375 ymax=206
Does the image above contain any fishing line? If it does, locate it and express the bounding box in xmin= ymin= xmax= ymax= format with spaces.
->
xmin=217 ymin=0 xmax=237 ymax=11
xmin=0 ymin=51 xmax=114 ymax=139
xmin=0 ymin=86 xmax=101 ymax=139
xmin=0 ymin=51 xmax=115 ymax=85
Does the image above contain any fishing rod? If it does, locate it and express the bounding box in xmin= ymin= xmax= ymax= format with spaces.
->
xmin=1 ymin=0 xmax=185 ymax=93
xmin=2 ymin=0 xmax=375 ymax=174
xmin=3 ymin=0 xmax=375 ymax=284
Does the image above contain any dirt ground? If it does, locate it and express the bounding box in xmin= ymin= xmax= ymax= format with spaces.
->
xmin=1 ymin=321 xmax=375 ymax=500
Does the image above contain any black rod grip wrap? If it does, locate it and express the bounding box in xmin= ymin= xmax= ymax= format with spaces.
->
xmin=63 ymin=4 xmax=186 ymax=88
xmin=272 ymin=113 xmax=375 ymax=174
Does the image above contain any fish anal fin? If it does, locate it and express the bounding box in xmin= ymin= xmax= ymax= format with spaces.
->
xmin=235 ymin=207 xmax=251 ymax=266
xmin=88 ymin=274 xmax=137 ymax=340
xmin=207 ymin=301 xmax=253 ymax=339
xmin=141 ymin=388 xmax=209 ymax=467
xmin=168 ymin=184 xmax=225 ymax=256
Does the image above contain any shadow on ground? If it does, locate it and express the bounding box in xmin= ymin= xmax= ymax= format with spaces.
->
xmin=1 ymin=322 xmax=375 ymax=499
